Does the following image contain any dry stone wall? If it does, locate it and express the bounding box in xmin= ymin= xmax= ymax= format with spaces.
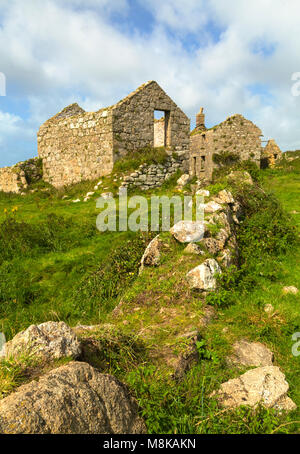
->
xmin=190 ymin=114 xmax=263 ymax=180
xmin=120 ymin=151 xmax=188 ymax=191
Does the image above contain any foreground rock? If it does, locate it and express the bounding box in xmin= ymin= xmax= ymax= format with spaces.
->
xmin=0 ymin=321 xmax=81 ymax=360
xmin=212 ymin=366 xmax=296 ymax=412
xmin=187 ymin=259 xmax=221 ymax=291
xmin=140 ymin=235 xmax=161 ymax=273
xmin=227 ymin=340 xmax=273 ymax=368
xmin=170 ymin=220 xmax=205 ymax=243
xmin=0 ymin=362 xmax=146 ymax=434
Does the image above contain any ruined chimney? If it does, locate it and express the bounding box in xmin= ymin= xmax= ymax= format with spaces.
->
xmin=196 ymin=107 xmax=206 ymax=131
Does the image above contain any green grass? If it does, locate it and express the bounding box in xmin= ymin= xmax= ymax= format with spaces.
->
xmin=113 ymin=146 xmax=168 ymax=173
xmin=0 ymin=155 xmax=300 ymax=433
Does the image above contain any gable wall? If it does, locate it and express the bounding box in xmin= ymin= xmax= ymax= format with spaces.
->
xmin=112 ymin=82 xmax=190 ymax=160
xmin=38 ymin=109 xmax=114 ymax=188
xmin=190 ymin=114 xmax=263 ymax=180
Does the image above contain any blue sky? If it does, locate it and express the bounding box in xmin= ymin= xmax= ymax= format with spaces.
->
xmin=1 ymin=0 xmax=300 ymax=167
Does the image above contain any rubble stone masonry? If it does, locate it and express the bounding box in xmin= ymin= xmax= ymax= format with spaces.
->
xmin=37 ymin=81 xmax=190 ymax=188
xmin=190 ymin=113 xmax=263 ymax=180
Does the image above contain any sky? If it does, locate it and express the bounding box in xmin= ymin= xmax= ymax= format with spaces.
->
xmin=0 ymin=0 xmax=300 ymax=167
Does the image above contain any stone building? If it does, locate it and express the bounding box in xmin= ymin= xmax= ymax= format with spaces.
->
xmin=260 ymin=139 xmax=282 ymax=168
xmin=190 ymin=109 xmax=271 ymax=180
xmin=37 ymin=81 xmax=190 ymax=188
xmin=0 ymin=158 xmax=42 ymax=194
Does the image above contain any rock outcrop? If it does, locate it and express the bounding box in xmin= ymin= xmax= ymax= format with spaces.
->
xmin=140 ymin=235 xmax=162 ymax=272
xmin=212 ymin=366 xmax=296 ymax=412
xmin=0 ymin=321 xmax=81 ymax=361
xmin=0 ymin=362 xmax=147 ymax=434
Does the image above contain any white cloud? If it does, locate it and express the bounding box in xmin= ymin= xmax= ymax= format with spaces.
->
xmin=0 ymin=110 xmax=35 ymax=166
xmin=1 ymin=0 xmax=300 ymax=166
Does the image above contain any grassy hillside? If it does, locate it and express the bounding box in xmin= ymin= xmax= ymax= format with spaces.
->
xmin=0 ymin=152 xmax=299 ymax=434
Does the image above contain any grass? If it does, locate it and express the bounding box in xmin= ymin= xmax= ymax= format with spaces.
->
xmin=113 ymin=146 xmax=169 ymax=174
xmin=0 ymin=153 xmax=299 ymax=434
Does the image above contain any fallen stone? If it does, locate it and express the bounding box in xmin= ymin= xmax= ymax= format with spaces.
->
xmin=204 ymin=201 xmax=223 ymax=213
xmin=264 ymin=304 xmax=274 ymax=314
xmin=196 ymin=189 xmax=210 ymax=197
xmin=184 ymin=243 xmax=205 ymax=255
xmin=218 ymin=248 xmax=235 ymax=268
xmin=0 ymin=362 xmax=146 ymax=434
xmin=170 ymin=220 xmax=205 ymax=243
xmin=172 ymin=333 xmax=201 ymax=381
xmin=177 ymin=174 xmax=190 ymax=187
xmin=227 ymin=340 xmax=273 ymax=368
xmin=282 ymin=286 xmax=299 ymax=295
xmin=227 ymin=171 xmax=253 ymax=186
xmin=214 ymin=189 xmax=235 ymax=204
xmin=101 ymin=192 xmax=114 ymax=200
xmin=212 ymin=366 xmax=296 ymax=412
xmin=202 ymin=237 xmax=223 ymax=255
xmin=186 ymin=259 xmax=221 ymax=291
xmin=0 ymin=321 xmax=81 ymax=361
xmin=140 ymin=235 xmax=161 ymax=272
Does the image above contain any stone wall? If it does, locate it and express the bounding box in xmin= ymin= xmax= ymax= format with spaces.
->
xmin=120 ymin=151 xmax=188 ymax=191
xmin=190 ymin=114 xmax=263 ymax=180
xmin=38 ymin=106 xmax=114 ymax=188
xmin=0 ymin=157 xmax=42 ymax=194
xmin=38 ymin=81 xmax=190 ymax=189
xmin=154 ymin=118 xmax=165 ymax=147
xmin=0 ymin=165 xmax=27 ymax=193
xmin=112 ymin=81 xmax=190 ymax=158
xmin=261 ymin=139 xmax=282 ymax=168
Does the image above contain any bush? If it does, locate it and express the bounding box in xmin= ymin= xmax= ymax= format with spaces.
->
xmin=237 ymin=186 xmax=297 ymax=259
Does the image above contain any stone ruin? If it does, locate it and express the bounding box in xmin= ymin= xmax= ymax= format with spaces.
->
xmin=37 ymin=81 xmax=190 ymax=188
xmin=0 ymin=158 xmax=42 ymax=194
xmin=260 ymin=139 xmax=283 ymax=168
xmin=190 ymin=108 xmax=282 ymax=181
xmin=0 ymin=82 xmax=283 ymax=193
